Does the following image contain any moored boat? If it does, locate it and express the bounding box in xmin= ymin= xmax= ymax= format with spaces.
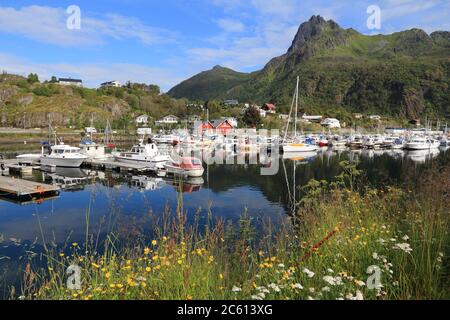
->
xmin=164 ymin=157 xmax=204 ymax=177
xmin=40 ymin=143 xmax=87 ymax=168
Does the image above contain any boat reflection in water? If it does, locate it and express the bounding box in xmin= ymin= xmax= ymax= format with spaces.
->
xmin=129 ymin=176 xmax=165 ymax=192
xmin=43 ymin=168 xmax=90 ymax=191
xmin=282 ymin=151 xmax=317 ymax=163
xmin=406 ymin=149 xmax=440 ymax=164
xmin=166 ymin=176 xmax=204 ymax=193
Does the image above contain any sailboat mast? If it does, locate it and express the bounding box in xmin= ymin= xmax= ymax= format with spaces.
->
xmin=294 ymin=76 xmax=299 ymax=137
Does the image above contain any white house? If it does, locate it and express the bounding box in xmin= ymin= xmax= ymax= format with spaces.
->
xmin=156 ymin=115 xmax=179 ymax=125
xmin=137 ymin=127 xmax=152 ymax=135
xmin=101 ymin=80 xmax=121 ymax=88
xmin=259 ymin=109 xmax=267 ymax=118
xmin=321 ymin=118 xmax=341 ymax=129
xmin=135 ymin=115 xmax=150 ymax=125
xmin=369 ymin=115 xmax=381 ymax=121
xmin=58 ymin=78 xmax=83 ymax=87
xmin=302 ymin=114 xmax=323 ymax=123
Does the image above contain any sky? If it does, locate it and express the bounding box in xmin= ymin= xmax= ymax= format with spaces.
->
xmin=0 ymin=0 xmax=449 ymax=91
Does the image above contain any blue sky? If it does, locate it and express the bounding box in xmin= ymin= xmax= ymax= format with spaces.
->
xmin=0 ymin=0 xmax=449 ymax=91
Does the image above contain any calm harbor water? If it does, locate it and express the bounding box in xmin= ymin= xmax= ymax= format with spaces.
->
xmin=0 ymin=146 xmax=449 ymax=296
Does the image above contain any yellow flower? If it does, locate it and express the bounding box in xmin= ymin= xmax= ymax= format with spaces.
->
xmin=144 ymin=248 xmax=150 ymax=255
xmin=109 ymin=284 xmax=116 ymax=288
xmin=152 ymin=240 xmax=157 ymax=246
xmin=219 ymin=273 xmax=223 ymax=280
xmin=59 ymin=253 xmax=65 ymax=258
xmin=152 ymin=255 xmax=159 ymax=261
xmin=92 ymin=262 xmax=100 ymax=269
xmin=145 ymin=267 xmax=152 ymax=272
xmin=208 ymin=256 xmax=214 ymax=264
xmin=177 ymin=260 xmax=183 ymax=265
xmin=186 ymin=295 xmax=193 ymax=300
xmin=117 ymin=284 xmax=123 ymax=289
xmin=72 ymin=243 xmax=78 ymax=247
xmin=162 ymin=236 xmax=168 ymax=242
xmin=105 ymin=272 xmax=111 ymax=279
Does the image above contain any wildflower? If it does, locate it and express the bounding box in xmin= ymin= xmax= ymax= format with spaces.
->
xmin=177 ymin=259 xmax=183 ymax=265
xmin=402 ymin=235 xmax=410 ymax=241
xmin=307 ymin=296 xmax=314 ymax=300
xmin=302 ymin=268 xmax=315 ymax=278
xmin=116 ymin=284 xmax=123 ymax=289
xmin=219 ymin=273 xmax=223 ymax=280
xmin=59 ymin=253 xmax=65 ymax=258
xmin=292 ymin=283 xmax=303 ymax=290
xmin=323 ymin=276 xmax=338 ymax=286
xmin=232 ymin=286 xmax=242 ymax=293
xmin=393 ymin=243 xmax=413 ymax=254
xmin=145 ymin=266 xmax=151 ymax=272
xmin=268 ymin=283 xmax=281 ymax=293
xmin=152 ymin=240 xmax=157 ymax=246
xmin=354 ymin=280 xmax=365 ymax=287
xmin=105 ymin=272 xmax=111 ymax=279
xmin=72 ymin=243 xmax=78 ymax=247
xmin=208 ymin=256 xmax=214 ymax=264
xmin=162 ymin=236 xmax=168 ymax=242
xmin=252 ymin=295 xmax=263 ymax=300
xmin=327 ymin=268 xmax=334 ymax=273
xmin=92 ymin=262 xmax=100 ymax=269
xmin=144 ymin=247 xmax=150 ymax=255
xmin=186 ymin=295 xmax=193 ymax=300
xmin=346 ymin=290 xmax=364 ymax=300
xmin=278 ymin=263 xmax=285 ymax=268
xmin=309 ymin=287 xmax=315 ymax=293
xmin=322 ymin=286 xmax=331 ymax=292
xmin=372 ymin=252 xmax=379 ymax=260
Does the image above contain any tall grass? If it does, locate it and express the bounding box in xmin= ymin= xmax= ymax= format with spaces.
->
xmin=20 ymin=162 xmax=449 ymax=300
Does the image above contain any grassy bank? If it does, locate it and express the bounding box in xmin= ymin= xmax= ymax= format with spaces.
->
xmin=20 ymin=162 xmax=449 ymax=300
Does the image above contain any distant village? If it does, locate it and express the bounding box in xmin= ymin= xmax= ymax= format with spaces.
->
xmin=54 ymin=76 xmax=393 ymax=135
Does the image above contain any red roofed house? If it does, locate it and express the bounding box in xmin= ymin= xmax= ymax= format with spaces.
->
xmin=262 ymin=103 xmax=277 ymax=114
xmin=193 ymin=121 xmax=214 ymax=135
xmin=211 ymin=119 xmax=234 ymax=135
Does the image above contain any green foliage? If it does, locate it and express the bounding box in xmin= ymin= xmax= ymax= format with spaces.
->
xmin=27 ymin=73 xmax=39 ymax=84
xmin=242 ymin=106 xmax=262 ymax=127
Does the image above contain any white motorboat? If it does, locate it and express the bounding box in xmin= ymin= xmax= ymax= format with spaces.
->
xmin=404 ymin=137 xmax=440 ymax=150
xmin=164 ymin=157 xmax=204 ymax=177
xmin=40 ymin=143 xmax=87 ymax=168
xmin=114 ymin=139 xmax=170 ymax=168
xmin=283 ymin=141 xmax=318 ymax=153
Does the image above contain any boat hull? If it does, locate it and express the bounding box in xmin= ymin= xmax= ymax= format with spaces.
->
xmin=164 ymin=165 xmax=204 ymax=177
xmin=40 ymin=156 xmax=85 ymax=168
xmin=283 ymin=144 xmax=318 ymax=153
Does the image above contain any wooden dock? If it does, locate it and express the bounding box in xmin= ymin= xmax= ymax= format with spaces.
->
xmin=84 ymin=159 xmax=157 ymax=174
xmin=0 ymin=176 xmax=60 ymax=197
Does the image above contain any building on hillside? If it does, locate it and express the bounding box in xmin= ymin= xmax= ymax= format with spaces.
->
xmin=321 ymin=118 xmax=341 ymax=129
xmin=101 ymin=80 xmax=121 ymax=88
xmin=155 ymin=115 xmax=179 ymax=125
xmin=353 ymin=113 xmax=363 ymax=119
xmin=224 ymin=99 xmax=239 ymax=106
xmin=369 ymin=115 xmax=382 ymax=121
xmin=58 ymin=78 xmax=83 ymax=87
xmin=262 ymin=103 xmax=276 ymax=114
xmin=193 ymin=121 xmax=214 ymax=135
xmin=135 ymin=115 xmax=150 ymax=126
xmin=259 ymin=109 xmax=267 ymax=118
xmin=302 ymin=114 xmax=323 ymax=122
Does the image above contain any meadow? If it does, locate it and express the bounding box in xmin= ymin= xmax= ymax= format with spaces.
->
xmin=18 ymin=161 xmax=449 ymax=300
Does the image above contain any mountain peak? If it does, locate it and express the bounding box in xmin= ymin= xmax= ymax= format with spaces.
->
xmin=288 ymin=15 xmax=341 ymax=53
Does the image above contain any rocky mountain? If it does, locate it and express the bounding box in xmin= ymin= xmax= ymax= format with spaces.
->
xmin=169 ymin=15 xmax=450 ymax=119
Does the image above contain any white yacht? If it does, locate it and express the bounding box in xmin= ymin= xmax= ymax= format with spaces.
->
xmin=114 ymin=139 xmax=170 ymax=168
xmin=404 ymin=137 xmax=440 ymax=150
xmin=40 ymin=143 xmax=87 ymax=168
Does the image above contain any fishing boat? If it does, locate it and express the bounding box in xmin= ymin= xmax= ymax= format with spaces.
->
xmin=40 ymin=143 xmax=87 ymax=168
xmin=164 ymin=157 xmax=204 ymax=177
xmin=79 ymin=138 xmax=109 ymax=161
xmin=404 ymin=137 xmax=440 ymax=150
xmin=114 ymin=139 xmax=170 ymax=168
xmin=282 ymin=76 xmax=318 ymax=154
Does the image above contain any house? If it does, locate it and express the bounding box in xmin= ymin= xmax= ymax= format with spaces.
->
xmin=58 ymin=78 xmax=83 ymax=87
xmin=135 ymin=115 xmax=150 ymax=125
xmin=369 ymin=115 xmax=381 ymax=121
xmin=222 ymin=117 xmax=238 ymax=128
xmin=302 ymin=114 xmax=323 ymax=122
xmin=156 ymin=115 xmax=179 ymax=125
xmin=353 ymin=113 xmax=363 ymax=119
xmin=262 ymin=103 xmax=276 ymax=114
xmin=224 ymin=99 xmax=239 ymax=106
xmin=321 ymin=118 xmax=341 ymax=129
xmin=193 ymin=121 xmax=214 ymax=134
xmin=211 ymin=119 xmax=235 ymax=135
xmin=278 ymin=114 xmax=289 ymax=120
xmin=101 ymin=80 xmax=121 ymax=88
xmin=259 ymin=109 xmax=267 ymax=118
xmin=137 ymin=127 xmax=152 ymax=135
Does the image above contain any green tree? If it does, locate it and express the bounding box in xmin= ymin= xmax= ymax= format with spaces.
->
xmin=27 ymin=73 xmax=39 ymax=84
xmin=242 ymin=106 xmax=261 ymax=128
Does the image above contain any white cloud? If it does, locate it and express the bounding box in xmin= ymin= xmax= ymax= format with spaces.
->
xmin=0 ymin=5 xmax=176 ymax=46
xmin=0 ymin=53 xmax=183 ymax=91
xmin=216 ymin=18 xmax=245 ymax=33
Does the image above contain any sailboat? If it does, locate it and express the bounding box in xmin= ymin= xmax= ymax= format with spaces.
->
xmin=282 ymin=76 xmax=318 ymax=153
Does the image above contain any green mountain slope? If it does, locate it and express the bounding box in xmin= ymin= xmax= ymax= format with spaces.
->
xmin=169 ymin=15 xmax=450 ymax=119
xmin=168 ymin=65 xmax=253 ymax=101
xmin=0 ymin=74 xmax=188 ymax=128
